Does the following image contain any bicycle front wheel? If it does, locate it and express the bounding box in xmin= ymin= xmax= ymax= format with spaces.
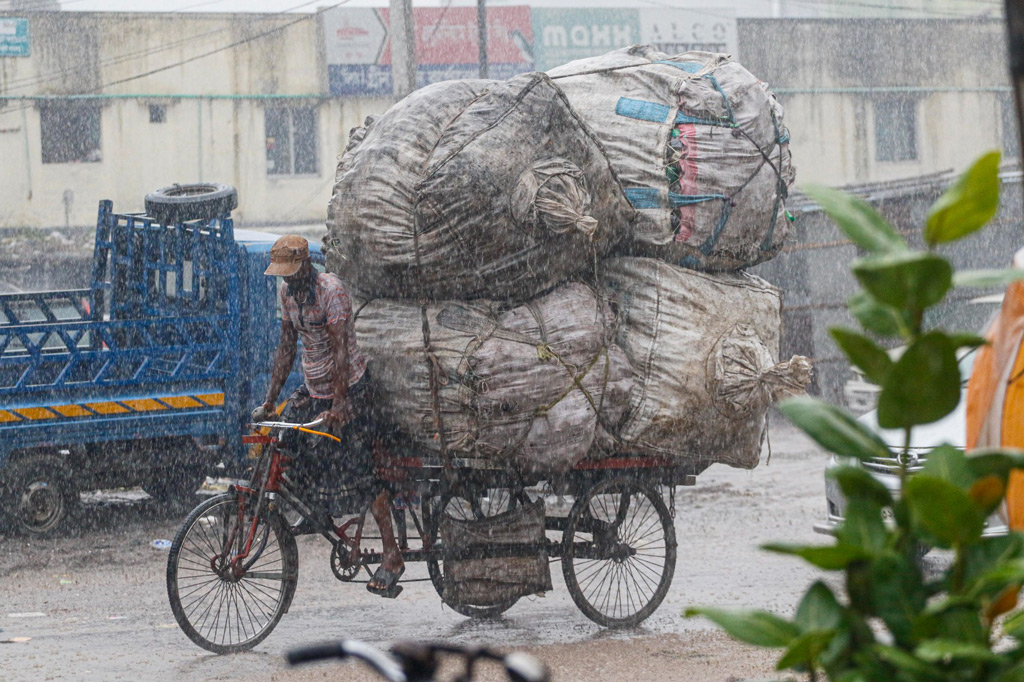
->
xmin=166 ymin=492 xmax=298 ymax=653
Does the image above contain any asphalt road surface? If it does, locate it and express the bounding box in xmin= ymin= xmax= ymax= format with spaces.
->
xmin=0 ymin=423 xmax=837 ymax=681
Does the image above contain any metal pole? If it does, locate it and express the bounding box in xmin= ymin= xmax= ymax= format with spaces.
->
xmin=390 ymin=0 xmax=416 ymax=98
xmin=477 ymin=0 xmax=488 ymax=79
xmin=1006 ymin=0 xmax=1024 ymax=167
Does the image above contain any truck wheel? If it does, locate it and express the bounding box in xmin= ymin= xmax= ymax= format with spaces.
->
xmin=2 ymin=454 xmax=78 ymax=536
xmin=145 ymin=183 xmax=238 ymax=224
xmin=144 ymin=467 xmax=207 ymax=511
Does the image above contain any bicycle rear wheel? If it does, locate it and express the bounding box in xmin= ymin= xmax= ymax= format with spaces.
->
xmin=166 ymin=492 xmax=298 ymax=653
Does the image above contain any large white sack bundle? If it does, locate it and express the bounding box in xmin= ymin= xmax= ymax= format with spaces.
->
xmin=599 ymin=257 xmax=811 ymax=469
xmin=355 ymin=283 xmax=633 ymax=474
xmin=548 ymin=46 xmax=795 ymax=272
xmin=325 ymin=73 xmax=634 ymax=302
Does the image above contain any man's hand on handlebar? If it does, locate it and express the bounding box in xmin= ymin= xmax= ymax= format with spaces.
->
xmin=317 ymin=402 xmax=354 ymax=434
xmin=251 ymin=401 xmax=274 ymax=424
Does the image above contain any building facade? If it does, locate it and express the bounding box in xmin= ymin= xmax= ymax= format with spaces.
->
xmin=0 ymin=9 xmax=1015 ymax=229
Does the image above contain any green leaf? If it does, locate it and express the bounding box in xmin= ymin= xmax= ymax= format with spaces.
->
xmin=776 ymin=629 xmax=835 ymax=671
xmin=837 ymin=503 xmax=888 ymax=553
xmin=853 ymin=251 xmax=953 ymax=313
xmin=921 ymin=444 xmax=973 ymax=488
xmin=963 ymin=535 xmax=1024 ymax=589
xmin=868 ymin=552 xmax=926 ymax=646
xmin=947 ymin=333 xmax=988 ymax=350
xmin=916 ymin=639 xmax=1003 ymax=663
xmin=925 ymin=150 xmax=1001 ymax=246
xmin=914 ymin=603 xmax=988 ymax=645
xmin=829 ymin=465 xmax=894 ymax=507
xmin=849 ymin=290 xmax=908 ymax=338
xmin=872 ymin=644 xmax=945 ymax=679
xmin=904 ymin=475 xmax=985 ymax=547
xmin=954 ymin=268 xmax=1024 ymax=289
xmin=803 ymin=184 xmax=908 ymax=253
xmin=830 ymin=327 xmax=894 ymax=385
xmin=780 ymin=396 xmax=893 ymax=461
xmin=877 ymin=332 xmax=961 ymax=429
xmin=967 ymin=450 xmax=1024 ymax=482
xmin=763 ymin=542 xmax=872 ymax=570
xmin=684 ymin=608 xmax=801 ymax=647
xmin=795 ymin=581 xmax=845 ymax=632
xmin=1002 ymin=609 xmax=1024 ymax=639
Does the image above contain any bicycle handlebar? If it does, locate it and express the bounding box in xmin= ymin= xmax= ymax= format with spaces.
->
xmin=287 ymin=640 xmax=406 ymax=682
xmin=287 ymin=639 xmax=549 ymax=682
xmin=250 ymin=416 xmax=326 ymax=430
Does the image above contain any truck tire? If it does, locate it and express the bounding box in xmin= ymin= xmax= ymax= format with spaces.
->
xmin=145 ymin=183 xmax=238 ymax=224
xmin=1 ymin=454 xmax=79 ymax=536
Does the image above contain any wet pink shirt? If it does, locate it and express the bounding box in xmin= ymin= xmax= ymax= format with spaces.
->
xmin=280 ymin=273 xmax=366 ymax=399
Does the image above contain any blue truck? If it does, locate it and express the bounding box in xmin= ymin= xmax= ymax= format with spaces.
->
xmin=0 ymin=185 xmax=316 ymax=535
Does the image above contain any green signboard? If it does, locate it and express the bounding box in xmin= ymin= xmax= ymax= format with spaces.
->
xmin=0 ymin=18 xmax=30 ymax=58
xmin=531 ymin=9 xmax=640 ymax=71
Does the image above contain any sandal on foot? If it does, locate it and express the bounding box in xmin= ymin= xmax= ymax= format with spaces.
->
xmin=367 ymin=565 xmax=405 ymax=599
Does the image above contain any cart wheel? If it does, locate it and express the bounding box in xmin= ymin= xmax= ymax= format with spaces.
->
xmin=562 ymin=477 xmax=676 ymax=627
xmin=1 ymin=453 xmax=79 ymax=536
xmin=166 ymin=492 xmax=298 ymax=653
xmin=145 ymin=183 xmax=238 ymax=224
xmin=425 ymin=488 xmax=526 ymax=618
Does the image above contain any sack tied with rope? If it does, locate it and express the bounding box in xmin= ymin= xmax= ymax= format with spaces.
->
xmin=548 ymin=45 xmax=796 ymax=272
xmin=354 ymin=283 xmax=633 ymax=475
xmin=324 ymin=73 xmax=634 ymax=302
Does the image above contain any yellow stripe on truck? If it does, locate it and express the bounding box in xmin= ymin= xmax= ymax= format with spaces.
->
xmin=160 ymin=395 xmax=203 ymax=409
xmin=120 ymin=398 xmax=167 ymax=412
xmin=84 ymin=402 xmax=130 ymax=415
xmin=13 ymin=407 xmax=58 ymax=420
xmin=3 ymin=394 xmax=226 ymax=421
xmin=52 ymin=404 xmax=93 ymax=418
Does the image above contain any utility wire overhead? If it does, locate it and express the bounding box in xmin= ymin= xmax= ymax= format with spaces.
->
xmin=0 ymin=0 xmax=330 ymax=93
xmin=0 ymin=0 xmax=351 ymax=118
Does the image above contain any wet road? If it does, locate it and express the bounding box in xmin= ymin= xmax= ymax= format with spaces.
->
xmin=0 ymin=423 xmax=832 ymax=681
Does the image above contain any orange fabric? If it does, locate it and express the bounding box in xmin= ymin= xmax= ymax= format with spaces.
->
xmin=966 ymin=278 xmax=1024 ymax=528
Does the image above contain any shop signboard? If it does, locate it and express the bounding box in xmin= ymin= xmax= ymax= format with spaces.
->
xmin=639 ymin=8 xmax=737 ymax=57
xmin=323 ymin=6 xmax=533 ymax=96
xmin=530 ymin=8 xmax=639 ymax=71
xmin=0 ymin=18 xmax=30 ymax=58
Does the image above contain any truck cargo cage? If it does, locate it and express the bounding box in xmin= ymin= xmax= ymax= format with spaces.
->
xmin=0 ymin=201 xmax=241 ymax=409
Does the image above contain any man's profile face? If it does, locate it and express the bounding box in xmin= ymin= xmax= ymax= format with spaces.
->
xmin=283 ymin=259 xmax=314 ymax=287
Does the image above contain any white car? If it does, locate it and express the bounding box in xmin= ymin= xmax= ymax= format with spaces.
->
xmin=813 ymin=347 xmax=1010 ymax=540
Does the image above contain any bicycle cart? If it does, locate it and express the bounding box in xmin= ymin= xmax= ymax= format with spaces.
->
xmin=166 ymin=418 xmax=698 ymax=654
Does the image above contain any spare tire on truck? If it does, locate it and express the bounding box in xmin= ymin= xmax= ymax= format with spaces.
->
xmin=145 ymin=183 xmax=238 ymax=224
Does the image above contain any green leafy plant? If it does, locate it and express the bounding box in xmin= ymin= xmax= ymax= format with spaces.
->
xmin=687 ymin=150 xmax=1024 ymax=681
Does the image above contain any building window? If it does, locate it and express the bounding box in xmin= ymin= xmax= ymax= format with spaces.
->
xmin=874 ymin=97 xmax=917 ymax=163
xmin=265 ymin=107 xmax=318 ymax=175
xmin=149 ymin=104 xmax=167 ymax=124
xmin=40 ymin=103 xmax=102 ymax=164
xmin=1001 ymin=93 xmax=1020 ymax=160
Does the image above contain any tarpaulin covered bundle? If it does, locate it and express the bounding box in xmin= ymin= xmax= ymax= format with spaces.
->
xmin=599 ymin=257 xmax=811 ymax=469
xmin=548 ymin=45 xmax=795 ymax=272
xmin=324 ymin=73 xmax=634 ymax=301
xmin=354 ymin=283 xmax=633 ymax=474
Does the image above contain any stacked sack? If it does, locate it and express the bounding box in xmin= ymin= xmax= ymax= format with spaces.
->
xmin=548 ymin=45 xmax=795 ymax=272
xmin=325 ymin=46 xmax=810 ymax=476
xmin=328 ymin=73 xmax=635 ymax=475
xmin=548 ymin=46 xmax=809 ymax=470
